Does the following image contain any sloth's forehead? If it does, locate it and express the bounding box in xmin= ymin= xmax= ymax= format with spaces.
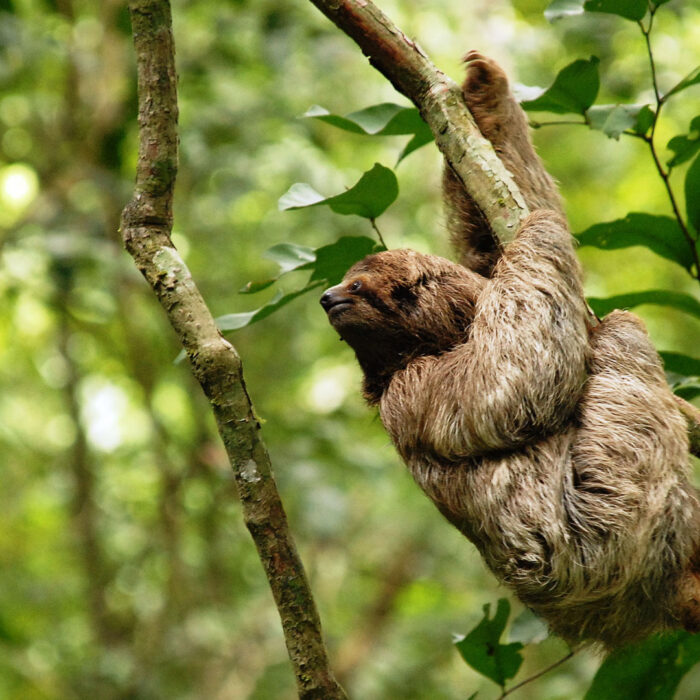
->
xmin=347 ymin=250 xmax=432 ymax=280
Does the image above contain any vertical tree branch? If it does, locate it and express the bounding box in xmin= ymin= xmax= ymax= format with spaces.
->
xmin=120 ymin=2 xmax=347 ymax=698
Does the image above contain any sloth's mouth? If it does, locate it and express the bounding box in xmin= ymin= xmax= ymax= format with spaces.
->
xmin=327 ymin=300 xmax=353 ymax=317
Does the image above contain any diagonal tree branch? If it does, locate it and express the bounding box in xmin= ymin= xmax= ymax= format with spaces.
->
xmin=307 ymin=0 xmax=528 ymax=246
xmin=120 ymin=2 xmax=347 ymax=698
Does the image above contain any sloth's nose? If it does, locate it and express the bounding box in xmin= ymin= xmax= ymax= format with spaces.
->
xmin=320 ymin=286 xmax=348 ymax=312
xmin=319 ymin=289 xmax=337 ymax=310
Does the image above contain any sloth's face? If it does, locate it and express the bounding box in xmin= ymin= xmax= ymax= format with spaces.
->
xmin=320 ymin=251 xmax=420 ymax=337
xmin=320 ymin=249 xmax=485 ymax=361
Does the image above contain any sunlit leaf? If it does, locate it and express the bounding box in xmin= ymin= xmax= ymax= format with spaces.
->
xmin=278 ymin=183 xmax=326 ymax=210
xmin=240 ymin=243 xmax=317 ymax=294
xmin=279 ymin=163 xmax=398 ymax=219
xmin=586 ymin=104 xmax=648 ymax=139
xmin=264 ymin=242 xmax=316 ymax=273
xmin=667 ymin=116 xmax=700 ymax=168
xmin=545 ymin=0 xmax=585 ymax=21
xmin=576 ymin=214 xmax=693 ymax=270
xmin=454 ymin=599 xmax=523 ymax=687
xmin=587 ymin=290 xmax=700 ymax=320
xmin=685 ymin=154 xmax=700 ymax=234
xmin=521 ymin=58 xmax=600 ymax=115
xmin=508 ymin=608 xmax=550 ymax=645
xmin=585 ymin=631 xmax=700 ymax=699
xmin=665 ymin=66 xmax=700 ymax=101
xmin=304 ymin=104 xmax=434 ymax=161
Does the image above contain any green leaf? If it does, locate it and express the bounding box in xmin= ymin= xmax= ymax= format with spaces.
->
xmin=667 ymin=116 xmax=700 ymax=168
xmin=264 ymin=242 xmax=316 ymax=273
xmin=397 ymin=128 xmax=435 ymax=162
xmin=583 ymin=0 xmax=647 ymax=21
xmin=660 ymin=352 xmax=700 ymax=399
xmin=304 ymin=105 xmax=365 ymax=134
xmin=239 ymin=243 xmax=316 ymax=294
xmin=278 ymin=183 xmax=326 ymax=210
xmin=665 ymin=65 xmax=700 ymax=101
xmin=454 ymin=599 xmax=523 ymax=687
xmin=508 ymin=608 xmax=550 ymax=645
xmin=587 ymin=290 xmax=700 ymax=320
xmin=217 ymin=281 xmax=326 ymax=331
xmin=576 ymin=213 xmax=693 ymax=270
xmin=660 ymin=351 xmax=700 ymax=378
xmin=545 ymin=0 xmax=648 ymax=20
xmin=672 ymin=381 xmax=700 ymax=401
xmin=586 ymin=104 xmax=648 ymax=140
xmin=521 ymin=57 xmax=600 ymax=115
xmin=585 ymin=631 xmax=700 ymax=700
xmin=633 ymin=105 xmax=655 ymax=136
xmin=304 ymin=104 xmax=434 ymax=162
xmin=671 ymin=379 xmax=700 ymax=400
xmin=309 ymin=236 xmax=383 ymax=286
xmin=233 ymin=236 xmax=381 ymax=328
xmin=685 ymin=154 xmax=700 ymax=234
xmin=279 ymin=163 xmax=399 ymax=219
xmin=305 ymin=103 xmax=411 ymax=135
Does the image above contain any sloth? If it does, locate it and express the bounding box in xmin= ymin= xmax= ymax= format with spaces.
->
xmin=320 ymin=52 xmax=700 ymax=649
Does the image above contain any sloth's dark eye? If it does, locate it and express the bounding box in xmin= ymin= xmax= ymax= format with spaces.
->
xmin=349 ymin=280 xmax=362 ymax=292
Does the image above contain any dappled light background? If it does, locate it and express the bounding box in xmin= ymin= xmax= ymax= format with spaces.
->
xmin=1 ymin=0 xmax=700 ymax=698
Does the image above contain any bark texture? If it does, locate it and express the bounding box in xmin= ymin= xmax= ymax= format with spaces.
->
xmin=121 ymin=2 xmax=347 ymax=698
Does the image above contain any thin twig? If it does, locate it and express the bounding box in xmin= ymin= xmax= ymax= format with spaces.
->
xmin=498 ymin=650 xmax=576 ymax=699
xmin=370 ymin=217 xmax=388 ymax=248
xmin=529 ymin=119 xmax=588 ymax=129
xmin=637 ymin=11 xmax=700 ymax=277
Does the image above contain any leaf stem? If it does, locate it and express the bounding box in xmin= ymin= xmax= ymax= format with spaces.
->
xmin=497 ymin=650 xmax=575 ymax=699
xmin=639 ymin=8 xmax=661 ymax=106
xmin=637 ymin=9 xmax=700 ymax=278
xmin=370 ymin=218 xmax=388 ymax=248
xmin=528 ymin=119 xmax=588 ymax=129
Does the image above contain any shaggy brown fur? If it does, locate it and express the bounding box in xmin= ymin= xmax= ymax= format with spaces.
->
xmin=320 ymin=52 xmax=700 ymax=649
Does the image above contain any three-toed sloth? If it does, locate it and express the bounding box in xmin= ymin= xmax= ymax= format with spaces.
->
xmin=320 ymin=52 xmax=700 ymax=649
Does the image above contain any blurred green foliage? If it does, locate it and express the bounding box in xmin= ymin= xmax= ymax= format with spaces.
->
xmin=0 ymin=0 xmax=699 ymax=698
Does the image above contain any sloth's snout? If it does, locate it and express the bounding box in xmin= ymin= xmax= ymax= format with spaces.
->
xmin=320 ymin=286 xmax=352 ymax=314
